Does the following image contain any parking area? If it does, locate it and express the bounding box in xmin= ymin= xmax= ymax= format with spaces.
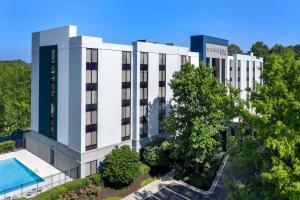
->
xmin=145 ymin=182 xmax=209 ymax=200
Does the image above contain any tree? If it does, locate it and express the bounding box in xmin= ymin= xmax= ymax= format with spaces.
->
xmin=228 ymin=51 xmax=300 ymax=199
xmin=101 ymin=145 xmax=140 ymax=188
xmin=251 ymin=41 xmax=269 ymax=58
xmin=164 ymin=63 xmax=239 ymax=176
xmin=0 ymin=60 xmax=31 ymax=137
xmin=270 ymin=44 xmax=295 ymax=57
xmin=228 ymin=44 xmax=243 ymax=55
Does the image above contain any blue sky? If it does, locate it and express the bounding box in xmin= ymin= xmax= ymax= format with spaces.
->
xmin=1 ymin=0 xmax=299 ymax=62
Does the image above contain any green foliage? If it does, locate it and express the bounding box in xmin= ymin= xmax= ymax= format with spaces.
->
xmin=32 ymin=178 xmax=89 ymax=200
xmin=104 ymin=197 xmax=122 ymax=200
xmin=139 ymin=162 xmax=150 ymax=175
xmin=89 ymin=173 xmax=103 ymax=186
xmin=228 ymin=50 xmax=300 ymax=199
xmin=141 ymin=138 xmax=172 ymax=168
xmin=0 ymin=60 xmax=31 ymax=137
xmin=101 ymin=145 xmax=140 ymax=188
xmin=0 ymin=140 xmax=15 ymax=153
xmin=228 ymin=44 xmax=243 ymax=55
xmin=163 ymin=63 xmax=240 ymax=176
xmin=251 ymin=41 xmax=269 ymax=58
xmin=140 ymin=177 xmax=156 ymax=187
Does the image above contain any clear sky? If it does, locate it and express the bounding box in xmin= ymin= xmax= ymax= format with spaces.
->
xmin=1 ymin=0 xmax=299 ymax=62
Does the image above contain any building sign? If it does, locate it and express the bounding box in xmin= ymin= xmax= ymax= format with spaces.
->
xmin=206 ymin=43 xmax=228 ymax=58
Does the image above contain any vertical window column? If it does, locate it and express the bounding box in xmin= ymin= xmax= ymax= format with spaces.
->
xmin=180 ymin=55 xmax=187 ymax=67
xmin=253 ymin=61 xmax=256 ymax=90
xmin=229 ymin=59 xmax=233 ymax=84
xmin=85 ymin=49 xmax=98 ymax=151
xmin=50 ymin=48 xmax=57 ymax=139
xmin=121 ymin=51 xmax=131 ymax=141
xmin=237 ymin=60 xmax=241 ymax=91
xmin=140 ymin=52 xmax=148 ymax=138
xmin=159 ymin=54 xmax=166 ymax=133
xmin=246 ymin=61 xmax=250 ymax=99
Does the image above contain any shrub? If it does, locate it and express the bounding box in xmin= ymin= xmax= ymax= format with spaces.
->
xmin=0 ymin=140 xmax=15 ymax=153
xmin=141 ymin=138 xmax=172 ymax=168
xmin=139 ymin=162 xmax=150 ymax=175
xmin=101 ymin=145 xmax=140 ymax=188
xmin=89 ymin=173 xmax=103 ymax=186
xmin=32 ymin=178 xmax=89 ymax=200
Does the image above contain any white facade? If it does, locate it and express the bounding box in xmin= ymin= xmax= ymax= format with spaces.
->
xmin=28 ymin=25 xmax=199 ymax=178
xmin=227 ymin=53 xmax=263 ymax=100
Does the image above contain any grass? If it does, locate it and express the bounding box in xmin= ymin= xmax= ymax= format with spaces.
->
xmin=104 ymin=196 xmax=122 ymax=200
xmin=140 ymin=176 xmax=156 ymax=187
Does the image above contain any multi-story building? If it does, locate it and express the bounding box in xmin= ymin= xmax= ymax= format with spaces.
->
xmin=227 ymin=53 xmax=263 ymax=100
xmin=26 ymin=25 xmax=199 ymax=178
xmin=190 ymin=35 xmax=263 ymax=99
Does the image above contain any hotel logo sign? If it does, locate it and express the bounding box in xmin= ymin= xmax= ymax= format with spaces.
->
xmin=206 ymin=43 xmax=228 ymax=57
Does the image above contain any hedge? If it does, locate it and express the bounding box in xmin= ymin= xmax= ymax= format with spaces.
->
xmin=0 ymin=140 xmax=15 ymax=153
xmin=32 ymin=178 xmax=89 ymax=200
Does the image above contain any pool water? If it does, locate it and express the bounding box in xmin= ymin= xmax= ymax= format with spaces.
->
xmin=0 ymin=158 xmax=44 ymax=194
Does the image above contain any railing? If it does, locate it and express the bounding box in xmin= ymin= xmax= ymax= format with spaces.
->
xmin=0 ymin=167 xmax=79 ymax=200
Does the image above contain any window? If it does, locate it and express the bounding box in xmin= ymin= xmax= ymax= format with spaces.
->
xmin=159 ymin=86 xmax=166 ymax=98
xmin=86 ymin=70 xmax=97 ymax=84
xmin=140 ymin=105 xmax=148 ymax=118
xmin=253 ymin=61 xmax=256 ymax=89
xmin=238 ymin=60 xmax=241 ymax=90
xmin=181 ymin=55 xmax=187 ymax=66
xmin=122 ymin=70 xmax=131 ymax=82
xmin=122 ymin=106 xmax=131 ymax=119
xmin=159 ymin=70 xmax=166 ymax=81
xmin=140 ymin=70 xmax=148 ymax=82
xmin=140 ymin=52 xmax=148 ymax=65
xmin=140 ymin=122 xmax=148 ymax=138
xmin=50 ymin=47 xmax=57 ymax=140
xmin=159 ymin=54 xmax=166 ymax=65
xmin=86 ymin=49 xmax=97 ymax=63
xmin=140 ymin=88 xmax=148 ymax=100
xmin=86 ymin=131 xmax=97 ymax=147
xmin=86 ymin=90 xmax=97 ymax=105
xmin=121 ymin=124 xmax=130 ymax=138
xmin=122 ymin=88 xmax=131 ymax=100
xmin=122 ymin=51 xmax=131 ymax=65
xmin=86 ymin=111 xmax=97 ymax=125
xmin=85 ymin=160 xmax=97 ymax=176
xmin=229 ymin=59 xmax=233 ymax=83
xmin=50 ymin=149 xmax=55 ymax=165
xmin=246 ymin=61 xmax=250 ymax=88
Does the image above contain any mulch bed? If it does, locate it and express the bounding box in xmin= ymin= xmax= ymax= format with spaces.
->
xmin=96 ymin=173 xmax=150 ymax=199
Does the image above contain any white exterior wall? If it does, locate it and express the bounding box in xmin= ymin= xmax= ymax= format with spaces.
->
xmin=226 ymin=53 xmax=263 ymax=100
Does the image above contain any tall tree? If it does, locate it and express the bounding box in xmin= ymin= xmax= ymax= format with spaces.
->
xmin=228 ymin=51 xmax=300 ymax=199
xmin=164 ymin=63 xmax=239 ymax=176
xmin=270 ymin=44 xmax=295 ymax=57
xmin=228 ymin=44 xmax=243 ymax=55
xmin=251 ymin=41 xmax=269 ymax=58
xmin=0 ymin=60 xmax=31 ymax=137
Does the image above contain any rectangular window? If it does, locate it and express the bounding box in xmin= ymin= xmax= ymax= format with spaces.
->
xmin=122 ymin=51 xmax=131 ymax=65
xmin=159 ymin=70 xmax=166 ymax=81
xmin=86 ymin=90 xmax=97 ymax=105
xmin=159 ymin=86 xmax=166 ymax=98
xmin=159 ymin=54 xmax=166 ymax=65
xmin=140 ymin=52 xmax=148 ymax=65
xmin=121 ymin=124 xmax=130 ymax=138
xmin=253 ymin=61 xmax=256 ymax=89
xmin=247 ymin=61 xmax=250 ymax=88
xmin=86 ymin=111 xmax=97 ymax=125
xmin=86 ymin=49 xmax=92 ymax=63
xmin=140 ymin=105 xmax=148 ymax=118
xmin=122 ymin=88 xmax=131 ymax=100
xmin=85 ymin=160 xmax=97 ymax=176
xmin=229 ymin=59 xmax=233 ymax=83
xmin=122 ymin=70 xmax=131 ymax=82
xmin=85 ymin=131 xmax=97 ymax=147
xmin=140 ymin=122 xmax=148 ymax=138
xmin=140 ymin=70 xmax=148 ymax=82
xmin=238 ymin=60 xmax=241 ymax=90
xmin=181 ymin=55 xmax=187 ymax=66
xmin=122 ymin=106 xmax=131 ymax=119
xmin=86 ymin=49 xmax=98 ymax=63
xmin=140 ymin=88 xmax=148 ymax=100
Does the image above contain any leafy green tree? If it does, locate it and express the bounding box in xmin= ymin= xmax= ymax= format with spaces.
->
xmin=101 ymin=145 xmax=140 ymax=188
xmin=0 ymin=60 xmax=31 ymax=137
xmin=164 ymin=63 xmax=239 ymax=176
xmin=228 ymin=44 xmax=243 ymax=55
xmin=270 ymin=44 xmax=295 ymax=57
xmin=251 ymin=41 xmax=269 ymax=58
xmin=228 ymin=51 xmax=300 ymax=199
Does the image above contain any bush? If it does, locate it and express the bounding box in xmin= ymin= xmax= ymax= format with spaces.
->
xmin=32 ymin=178 xmax=89 ymax=200
xmin=89 ymin=173 xmax=103 ymax=186
xmin=139 ymin=162 xmax=150 ymax=175
xmin=141 ymin=138 xmax=172 ymax=168
xmin=101 ymin=145 xmax=140 ymax=188
xmin=0 ymin=140 xmax=15 ymax=153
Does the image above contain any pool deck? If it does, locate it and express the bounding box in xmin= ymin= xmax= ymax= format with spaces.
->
xmin=0 ymin=149 xmax=66 ymax=199
xmin=0 ymin=149 xmax=60 ymax=178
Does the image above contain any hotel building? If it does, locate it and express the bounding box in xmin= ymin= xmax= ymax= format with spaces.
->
xmin=26 ymin=25 xmax=262 ymax=178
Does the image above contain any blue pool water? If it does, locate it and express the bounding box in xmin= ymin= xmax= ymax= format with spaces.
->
xmin=0 ymin=158 xmax=44 ymax=194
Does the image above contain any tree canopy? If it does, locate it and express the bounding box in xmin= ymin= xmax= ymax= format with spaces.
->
xmin=0 ymin=60 xmax=31 ymax=137
xmin=228 ymin=49 xmax=300 ymax=199
xmin=228 ymin=44 xmax=243 ymax=55
xmin=164 ymin=63 xmax=239 ymax=176
xmin=251 ymin=41 xmax=269 ymax=58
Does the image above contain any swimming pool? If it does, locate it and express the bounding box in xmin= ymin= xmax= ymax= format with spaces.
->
xmin=0 ymin=158 xmax=44 ymax=194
